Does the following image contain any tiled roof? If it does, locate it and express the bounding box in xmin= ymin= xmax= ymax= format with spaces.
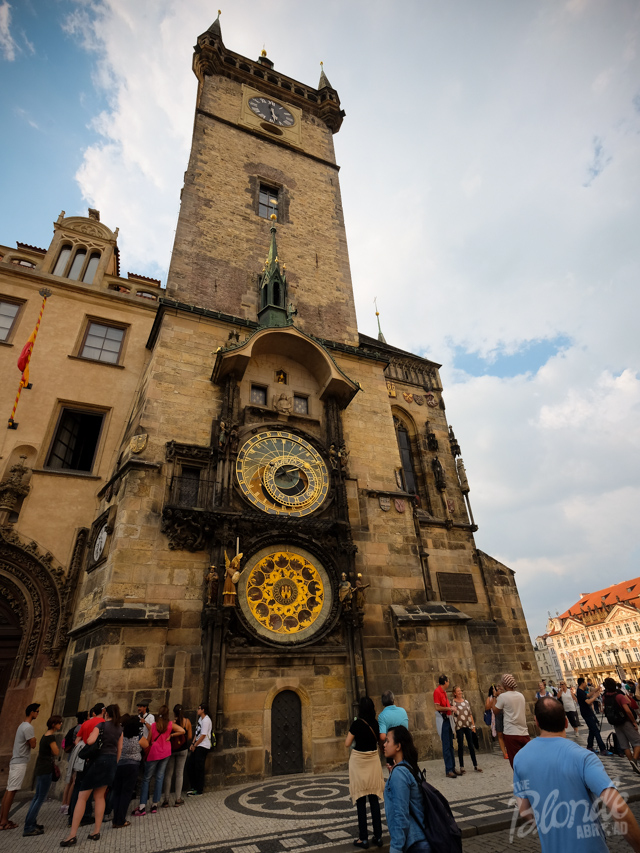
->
xmin=560 ymin=576 xmax=640 ymax=619
xmin=16 ymin=242 xmax=46 ymax=254
xmin=127 ymin=272 xmax=162 ymax=286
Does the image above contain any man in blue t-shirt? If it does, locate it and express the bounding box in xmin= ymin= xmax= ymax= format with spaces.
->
xmin=513 ymin=696 xmax=640 ymax=852
xmin=377 ymin=690 xmax=408 ymax=744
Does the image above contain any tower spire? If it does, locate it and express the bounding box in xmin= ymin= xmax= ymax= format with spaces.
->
xmin=257 ymin=216 xmax=289 ymax=327
xmin=208 ymin=9 xmax=222 ymax=36
xmin=318 ymin=60 xmax=332 ymax=90
xmin=374 ymin=297 xmax=386 ymax=344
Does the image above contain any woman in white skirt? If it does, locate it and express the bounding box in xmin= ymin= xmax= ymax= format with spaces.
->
xmin=345 ymin=696 xmax=384 ymax=849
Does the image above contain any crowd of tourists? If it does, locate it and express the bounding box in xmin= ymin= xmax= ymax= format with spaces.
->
xmin=344 ymin=673 xmax=640 ymax=851
xmin=8 ymin=675 xmax=640 ymax=851
xmin=0 ymin=699 xmax=213 ymax=844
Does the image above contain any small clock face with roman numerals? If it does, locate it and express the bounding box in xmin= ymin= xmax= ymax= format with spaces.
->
xmin=248 ymin=97 xmax=295 ymax=128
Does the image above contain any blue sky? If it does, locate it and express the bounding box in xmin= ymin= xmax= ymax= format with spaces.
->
xmin=1 ymin=2 xmax=107 ymax=249
xmin=2 ymin=0 xmax=640 ymax=638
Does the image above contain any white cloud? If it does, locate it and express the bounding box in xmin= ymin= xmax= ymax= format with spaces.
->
xmin=0 ymin=1 xmax=17 ymax=61
xmin=15 ymin=107 xmax=39 ymax=130
xmin=63 ymin=0 xmax=640 ymax=637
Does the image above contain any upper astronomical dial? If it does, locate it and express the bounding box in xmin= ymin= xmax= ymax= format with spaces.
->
xmin=248 ymin=96 xmax=295 ymax=127
xmin=236 ymin=430 xmax=329 ymax=517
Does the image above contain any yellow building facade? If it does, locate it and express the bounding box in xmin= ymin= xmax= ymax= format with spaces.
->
xmin=0 ymin=210 xmax=160 ymax=780
xmin=546 ymin=577 xmax=640 ymax=686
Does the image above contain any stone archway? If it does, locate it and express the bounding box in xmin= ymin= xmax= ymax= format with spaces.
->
xmin=0 ymin=596 xmax=21 ymax=714
xmin=0 ymin=526 xmax=86 ymax=780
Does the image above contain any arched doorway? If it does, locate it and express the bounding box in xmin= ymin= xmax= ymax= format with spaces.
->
xmin=0 ymin=598 xmax=21 ymax=715
xmin=271 ymin=690 xmax=303 ymax=776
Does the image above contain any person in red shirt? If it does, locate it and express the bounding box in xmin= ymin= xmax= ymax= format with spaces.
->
xmin=433 ymin=675 xmax=461 ymax=779
xmin=77 ymin=705 xmax=105 ymax=744
xmin=66 ymin=703 xmax=105 ymax=828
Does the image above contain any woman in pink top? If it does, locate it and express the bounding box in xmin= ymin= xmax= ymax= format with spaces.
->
xmin=134 ymin=706 xmax=184 ymax=816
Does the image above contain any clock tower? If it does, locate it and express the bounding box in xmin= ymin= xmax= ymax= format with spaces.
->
xmin=166 ymin=15 xmax=359 ymax=347
xmin=62 ymin=15 xmax=539 ymax=787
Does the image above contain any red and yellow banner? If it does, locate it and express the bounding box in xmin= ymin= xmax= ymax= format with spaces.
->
xmin=8 ymin=288 xmax=51 ymax=429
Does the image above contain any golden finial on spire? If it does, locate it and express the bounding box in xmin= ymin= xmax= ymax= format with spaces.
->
xmin=270 ymin=212 xmax=277 ymax=221
xmin=261 ymin=44 xmax=267 ymax=57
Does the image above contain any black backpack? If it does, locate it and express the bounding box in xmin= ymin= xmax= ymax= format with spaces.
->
xmin=394 ymin=762 xmax=463 ymax=853
xmin=603 ymin=691 xmax=629 ymax=727
xmin=62 ymin=726 xmax=76 ymax=754
xmin=606 ymin=731 xmax=625 ymax=757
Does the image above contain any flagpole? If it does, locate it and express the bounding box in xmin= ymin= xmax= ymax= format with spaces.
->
xmin=7 ymin=288 xmax=52 ymax=430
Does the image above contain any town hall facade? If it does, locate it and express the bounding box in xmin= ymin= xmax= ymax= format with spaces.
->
xmin=0 ymin=17 xmax=537 ymax=785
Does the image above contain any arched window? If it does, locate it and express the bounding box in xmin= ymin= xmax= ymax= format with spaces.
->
xmin=53 ymin=245 xmax=72 ymax=276
xmin=82 ymin=252 xmax=101 ymax=284
xmin=68 ymin=249 xmax=87 ymax=281
xmin=396 ymin=422 xmax=417 ymax=494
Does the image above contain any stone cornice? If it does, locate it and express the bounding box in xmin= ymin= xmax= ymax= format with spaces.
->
xmin=193 ymin=30 xmax=344 ymax=133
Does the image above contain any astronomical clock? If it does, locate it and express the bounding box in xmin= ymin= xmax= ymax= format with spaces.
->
xmin=236 ymin=431 xmax=329 ymax=517
xmin=234 ymin=430 xmax=336 ymax=647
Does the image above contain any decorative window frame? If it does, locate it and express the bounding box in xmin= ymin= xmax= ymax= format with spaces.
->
xmin=41 ymin=401 xmax=110 ymax=476
xmin=0 ymin=294 xmax=25 ymax=345
xmin=52 ymin=240 xmax=103 ymax=283
xmin=74 ymin=316 xmax=129 ymax=367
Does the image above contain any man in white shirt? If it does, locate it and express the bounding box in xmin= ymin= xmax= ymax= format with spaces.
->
xmin=187 ymin=703 xmax=213 ymax=796
xmin=0 ymin=703 xmax=40 ymax=830
xmin=494 ymin=673 xmax=530 ymax=767
xmin=137 ymin=701 xmax=155 ymax=738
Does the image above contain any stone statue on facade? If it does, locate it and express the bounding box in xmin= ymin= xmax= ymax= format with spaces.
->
xmin=339 ymin=572 xmax=354 ymax=604
xmin=206 ymin=566 xmax=219 ymax=605
xmin=456 ymin=458 xmax=470 ymax=493
xmin=432 ymin=455 xmax=446 ymax=491
xmin=218 ymin=420 xmax=227 ymax=450
xmin=229 ymin=425 xmax=239 ymax=454
xmin=338 ymin=444 xmax=350 ymax=476
xmin=273 ymin=393 xmax=293 ymax=414
xmin=0 ymin=457 xmax=31 ymax=514
xmin=329 ymin=444 xmax=339 ymax=471
xmin=355 ymin=573 xmax=370 ymax=610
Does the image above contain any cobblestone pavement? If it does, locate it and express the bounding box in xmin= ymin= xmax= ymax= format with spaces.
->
xmin=4 ymin=727 xmax=638 ymax=853
xmin=462 ymin=800 xmax=640 ymax=852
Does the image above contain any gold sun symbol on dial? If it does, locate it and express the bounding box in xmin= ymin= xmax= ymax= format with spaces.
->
xmin=245 ymin=551 xmax=324 ymax=635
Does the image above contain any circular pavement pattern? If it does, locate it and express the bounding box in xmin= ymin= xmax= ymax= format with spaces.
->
xmin=224 ymin=774 xmax=351 ymax=819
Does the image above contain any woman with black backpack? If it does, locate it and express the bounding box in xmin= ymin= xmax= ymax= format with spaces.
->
xmin=384 ymin=725 xmax=462 ymax=853
xmin=383 ymin=726 xmax=430 ymax=853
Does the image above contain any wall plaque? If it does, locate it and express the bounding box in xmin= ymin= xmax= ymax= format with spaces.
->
xmin=436 ymin=572 xmax=478 ymax=604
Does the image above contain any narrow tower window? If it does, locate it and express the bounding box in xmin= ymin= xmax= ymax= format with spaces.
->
xmin=82 ymin=252 xmax=101 ymax=284
xmin=396 ymin=424 xmax=417 ymax=494
xmin=259 ymin=184 xmax=279 ymax=220
xmin=68 ymin=249 xmax=87 ymax=281
xmin=53 ymin=245 xmax=72 ymax=276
